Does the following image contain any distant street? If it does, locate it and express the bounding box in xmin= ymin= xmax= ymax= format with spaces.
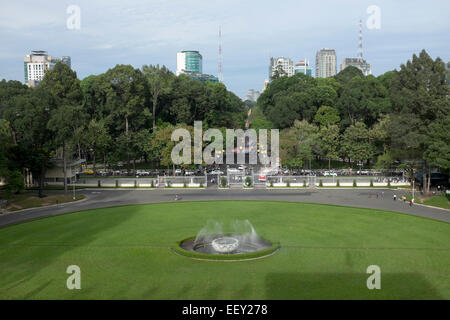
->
xmin=0 ymin=188 xmax=448 ymax=228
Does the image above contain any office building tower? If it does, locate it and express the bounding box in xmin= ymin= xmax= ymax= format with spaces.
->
xmin=294 ymin=59 xmax=313 ymax=76
xmin=176 ymin=50 xmax=203 ymax=76
xmin=315 ymin=49 xmax=337 ymax=78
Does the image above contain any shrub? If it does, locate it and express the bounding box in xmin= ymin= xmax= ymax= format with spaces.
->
xmin=183 ymin=180 xmax=187 ymax=188
xmin=98 ymin=180 xmax=101 ymax=187
xmin=387 ymin=179 xmax=391 ymax=187
xmin=303 ymin=180 xmax=307 ymax=187
xmin=167 ymin=180 xmax=172 ymax=188
xmin=245 ymin=176 xmax=252 ymax=187
xmin=199 ymin=180 xmax=203 ymax=188
xmin=286 ymin=179 xmax=290 ymax=187
xmin=319 ymin=179 xmax=323 ymax=187
xmin=4 ymin=170 xmax=25 ymax=195
xmin=336 ymin=179 xmax=340 ymax=187
xmin=370 ymin=179 xmax=374 ymax=187
xmin=151 ymin=180 xmax=155 ymax=188
xmin=221 ymin=177 xmax=227 ymax=187
xmin=353 ymin=179 xmax=357 ymax=187
xmin=270 ymin=179 xmax=274 ymax=187
xmin=115 ymin=180 xmax=119 ymax=188
xmin=134 ymin=180 xmax=138 ymax=188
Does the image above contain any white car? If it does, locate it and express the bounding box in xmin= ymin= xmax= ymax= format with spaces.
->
xmin=324 ymin=171 xmax=337 ymax=177
xmin=238 ymin=165 xmax=247 ymax=170
xmin=211 ymin=170 xmax=224 ymax=175
xmin=185 ymin=170 xmax=195 ymax=176
xmin=175 ymin=169 xmax=182 ymax=175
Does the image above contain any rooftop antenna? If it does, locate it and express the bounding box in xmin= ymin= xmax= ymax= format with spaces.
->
xmin=358 ymin=19 xmax=363 ymax=62
xmin=218 ymin=25 xmax=223 ymax=83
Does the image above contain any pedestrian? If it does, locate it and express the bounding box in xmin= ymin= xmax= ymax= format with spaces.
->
xmin=409 ymin=199 xmax=413 ymax=206
xmin=393 ymin=194 xmax=397 ymax=201
xmin=376 ymin=193 xmax=379 ymax=199
xmin=381 ymin=191 xmax=384 ymax=198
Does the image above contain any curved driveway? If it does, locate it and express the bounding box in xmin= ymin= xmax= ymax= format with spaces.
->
xmin=0 ymin=188 xmax=449 ymax=228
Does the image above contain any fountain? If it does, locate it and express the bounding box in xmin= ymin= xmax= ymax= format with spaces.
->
xmin=178 ymin=220 xmax=276 ymax=257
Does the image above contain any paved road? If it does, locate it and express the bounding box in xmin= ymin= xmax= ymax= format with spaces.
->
xmin=0 ymin=188 xmax=449 ymax=228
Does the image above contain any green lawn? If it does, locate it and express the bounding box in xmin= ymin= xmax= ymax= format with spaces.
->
xmin=406 ymin=193 xmax=450 ymax=210
xmin=0 ymin=201 xmax=449 ymax=299
xmin=0 ymin=193 xmax=85 ymax=212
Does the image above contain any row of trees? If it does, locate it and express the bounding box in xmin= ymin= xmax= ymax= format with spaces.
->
xmin=253 ymin=50 xmax=450 ymax=192
xmin=0 ymin=63 xmax=247 ymax=196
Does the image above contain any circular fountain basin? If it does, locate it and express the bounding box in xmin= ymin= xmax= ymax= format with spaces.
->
xmin=211 ymin=237 xmax=239 ymax=253
xmin=176 ymin=234 xmax=279 ymax=260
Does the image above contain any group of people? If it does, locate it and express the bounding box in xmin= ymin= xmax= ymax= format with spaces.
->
xmin=392 ymin=193 xmax=414 ymax=206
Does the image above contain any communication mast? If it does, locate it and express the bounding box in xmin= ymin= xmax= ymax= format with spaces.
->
xmin=358 ymin=19 xmax=363 ymax=62
xmin=218 ymin=25 xmax=223 ymax=83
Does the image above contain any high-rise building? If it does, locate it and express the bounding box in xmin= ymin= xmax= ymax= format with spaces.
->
xmin=340 ymin=58 xmax=371 ymax=76
xmin=262 ymin=79 xmax=270 ymax=92
xmin=315 ymin=49 xmax=337 ymax=78
xmin=244 ymin=89 xmax=260 ymax=102
xmin=269 ymin=57 xmax=294 ymax=80
xmin=176 ymin=50 xmax=202 ymax=76
xmin=24 ymin=50 xmax=71 ymax=87
xmin=294 ymin=59 xmax=313 ymax=77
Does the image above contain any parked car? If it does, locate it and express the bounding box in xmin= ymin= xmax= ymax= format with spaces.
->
xmin=211 ymin=170 xmax=224 ymax=175
xmin=185 ymin=170 xmax=195 ymax=176
xmin=175 ymin=169 xmax=182 ymax=175
xmin=324 ymin=171 xmax=337 ymax=177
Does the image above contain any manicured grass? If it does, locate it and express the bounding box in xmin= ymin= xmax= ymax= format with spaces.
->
xmin=0 ymin=193 xmax=85 ymax=212
xmin=423 ymin=194 xmax=450 ymax=210
xmin=0 ymin=201 xmax=449 ymax=299
xmin=405 ymin=194 xmax=450 ymax=210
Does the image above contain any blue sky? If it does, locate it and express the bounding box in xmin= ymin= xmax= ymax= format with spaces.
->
xmin=1 ymin=0 xmax=449 ymax=98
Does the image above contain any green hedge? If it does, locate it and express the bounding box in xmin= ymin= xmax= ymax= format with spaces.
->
xmin=173 ymin=236 xmax=280 ymax=261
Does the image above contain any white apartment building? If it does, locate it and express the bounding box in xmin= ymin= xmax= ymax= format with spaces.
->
xmin=269 ymin=57 xmax=294 ymax=80
xmin=24 ymin=51 xmax=71 ymax=87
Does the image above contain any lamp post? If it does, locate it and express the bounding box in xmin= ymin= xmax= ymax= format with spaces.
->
xmin=72 ymin=175 xmax=76 ymax=200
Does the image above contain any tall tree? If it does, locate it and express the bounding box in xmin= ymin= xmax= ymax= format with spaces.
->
xmin=142 ymin=65 xmax=174 ymax=131
xmin=388 ymin=50 xmax=449 ymax=192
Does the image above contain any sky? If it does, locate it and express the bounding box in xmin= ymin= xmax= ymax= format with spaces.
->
xmin=0 ymin=0 xmax=449 ymax=99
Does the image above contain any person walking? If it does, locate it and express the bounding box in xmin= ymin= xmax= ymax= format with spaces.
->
xmin=393 ymin=194 xmax=397 ymax=201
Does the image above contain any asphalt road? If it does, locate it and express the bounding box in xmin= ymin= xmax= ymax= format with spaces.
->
xmin=0 ymin=188 xmax=449 ymax=228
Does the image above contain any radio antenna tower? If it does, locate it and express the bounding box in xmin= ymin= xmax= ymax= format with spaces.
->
xmin=218 ymin=25 xmax=223 ymax=83
xmin=358 ymin=19 xmax=363 ymax=62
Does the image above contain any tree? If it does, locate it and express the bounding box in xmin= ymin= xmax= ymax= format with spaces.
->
xmin=101 ymin=65 xmax=147 ymax=172
xmin=2 ymin=88 xmax=57 ymax=197
xmin=341 ymin=122 xmax=375 ymax=166
xmin=314 ymin=106 xmax=340 ymax=127
xmin=85 ymin=119 xmax=111 ymax=175
xmin=319 ymin=124 xmax=340 ymax=169
xmin=388 ymin=50 xmax=449 ymax=192
xmin=142 ymin=65 xmax=174 ymax=131
xmin=48 ymin=105 xmax=85 ymax=193
xmin=41 ymin=62 xmax=83 ymax=194
xmin=425 ymin=115 xmax=450 ymax=171
xmin=280 ymin=120 xmax=321 ymax=169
